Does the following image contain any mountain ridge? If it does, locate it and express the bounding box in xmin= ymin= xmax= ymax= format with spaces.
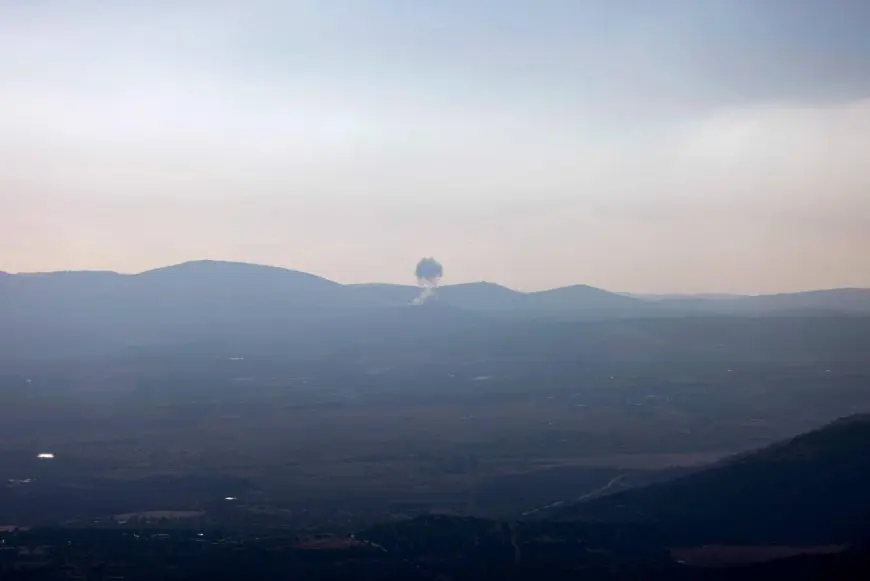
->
xmin=2 ymin=260 xmax=870 ymax=360
xmin=5 ymin=259 xmax=867 ymax=309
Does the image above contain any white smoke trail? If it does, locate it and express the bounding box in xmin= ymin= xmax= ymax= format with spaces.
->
xmin=412 ymin=285 xmax=436 ymax=305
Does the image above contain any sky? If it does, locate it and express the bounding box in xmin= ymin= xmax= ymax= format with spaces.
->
xmin=2 ymin=0 xmax=869 ymax=293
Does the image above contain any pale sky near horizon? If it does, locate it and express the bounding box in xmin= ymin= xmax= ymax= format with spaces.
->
xmin=2 ymin=1 xmax=869 ymax=293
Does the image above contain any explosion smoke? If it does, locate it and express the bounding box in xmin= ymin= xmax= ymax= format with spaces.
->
xmin=413 ymin=257 xmax=443 ymax=305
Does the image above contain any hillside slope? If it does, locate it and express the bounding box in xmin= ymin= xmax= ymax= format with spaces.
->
xmin=557 ymin=415 xmax=870 ymax=544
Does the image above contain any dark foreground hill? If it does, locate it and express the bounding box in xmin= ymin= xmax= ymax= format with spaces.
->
xmin=347 ymin=416 xmax=870 ymax=577
xmin=556 ymin=414 xmax=870 ymax=545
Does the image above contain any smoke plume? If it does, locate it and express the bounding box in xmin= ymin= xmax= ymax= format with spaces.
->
xmin=413 ymin=257 xmax=443 ymax=305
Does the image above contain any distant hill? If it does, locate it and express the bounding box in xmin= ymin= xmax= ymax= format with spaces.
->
xmin=734 ymin=288 xmax=870 ymax=312
xmin=627 ymin=292 xmax=743 ymax=300
xmin=3 ymin=260 xmax=868 ymax=316
xmin=439 ymin=282 xmax=529 ymax=310
xmin=656 ymin=288 xmax=870 ymax=314
xmin=556 ymin=415 xmax=870 ymax=545
xmin=129 ymin=260 xmax=351 ymax=311
xmin=345 ymin=281 xmax=531 ymax=310
xmin=2 ymin=260 xmax=870 ymax=358
xmin=529 ymin=284 xmax=654 ymax=315
xmin=0 ymin=261 xmax=356 ymax=358
xmin=346 ymin=281 xmax=647 ymax=314
xmin=136 ymin=259 xmax=342 ymax=295
xmin=345 ymin=283 xmax=420 ymax=306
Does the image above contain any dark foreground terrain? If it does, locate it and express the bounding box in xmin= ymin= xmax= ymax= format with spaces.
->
xmin=1 ymin=416 xmax=869 ymax=579
xmin=3 ymin=526 xmax=869 ymax=580
xmin=2 ymin=416 xmax=870 ymax=580
xmin=3 ymin=353 xmax=869 ymax=529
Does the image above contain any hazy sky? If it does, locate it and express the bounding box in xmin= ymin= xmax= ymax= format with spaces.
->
xmin=2 ymin=0 xmax=869 ymax=293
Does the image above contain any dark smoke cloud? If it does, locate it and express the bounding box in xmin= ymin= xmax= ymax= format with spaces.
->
xmin=415 ymin=257 xmax=443 ymax=285
xmin=413 ymin=257 xmax=443 ymax=305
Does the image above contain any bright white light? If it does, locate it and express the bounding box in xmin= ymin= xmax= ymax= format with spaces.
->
xmin=224 ymin=496 xmax=237 ymax=501
xmin=37 ymin=453 xmax=55 ymax=459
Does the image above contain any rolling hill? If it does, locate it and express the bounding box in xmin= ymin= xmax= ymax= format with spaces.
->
xmin=346 ymin=280 xmax=649 ymax=315
xmin=439 ymin=282 xmax=529 ymax=310
xmin=529 ymin=284 xmax=656 ymax=315
xmin=3 ymin=260 xmax=868 ymax=318
xmin=345 ymin=281 xmax=530 ymax=310
xmin=345 ymin=282 xmax=420 ymax=306
xmin=2 ymin=260 xmax=870 ymax=359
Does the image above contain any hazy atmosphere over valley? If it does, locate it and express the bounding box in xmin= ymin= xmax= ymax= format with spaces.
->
xmin=3 ymin=2 xmax=870 ymax=580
